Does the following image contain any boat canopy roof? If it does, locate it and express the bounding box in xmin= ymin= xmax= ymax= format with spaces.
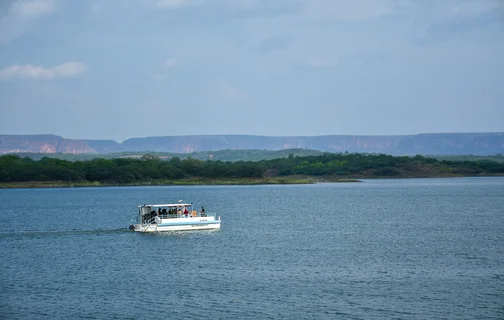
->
xmin=139 ymin=203 xmax=193 ymax=208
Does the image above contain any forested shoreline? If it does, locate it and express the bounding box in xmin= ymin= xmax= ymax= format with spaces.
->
xmin=8 ymin=149 xmax=504 ymax=163
xmin=1 ymin=153 xmax=503 ymax=188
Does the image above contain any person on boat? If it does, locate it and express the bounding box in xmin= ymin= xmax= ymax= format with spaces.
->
xmin=201 ymin=206 xmax=205 ymax=216
xmin=183 ymin=207 xmax=189 ymax=216
xmin=161 ymin=208 xmax=167 ymax=215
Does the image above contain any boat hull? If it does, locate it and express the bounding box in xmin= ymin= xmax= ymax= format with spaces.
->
xmin=132 ymin=216 xmax=221 ymax=232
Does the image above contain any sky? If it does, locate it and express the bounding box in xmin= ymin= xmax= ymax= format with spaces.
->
xmin=0 ymin=0 xmax=503 ymax=142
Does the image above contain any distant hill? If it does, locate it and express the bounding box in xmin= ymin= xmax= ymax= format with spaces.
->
xmin=1 ymin=133 xmax=503 ymax=156
xmin=0 ymin=134 xmax=121 ymax=154
xmin=8 ymin=148 xmax=326 ymax=162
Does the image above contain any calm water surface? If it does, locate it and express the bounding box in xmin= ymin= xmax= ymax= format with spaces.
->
xmin=1 ymin=177 xmax=503 ymax=319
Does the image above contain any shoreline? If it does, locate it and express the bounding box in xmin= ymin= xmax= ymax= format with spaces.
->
xmin=0 ymin=178 xmax=361 ymax=189
xmin=0 ymin=175 xmax=503 ymax=189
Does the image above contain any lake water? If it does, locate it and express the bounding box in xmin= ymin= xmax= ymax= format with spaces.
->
xmin=1 ymin=177 xmax=503 ymax=319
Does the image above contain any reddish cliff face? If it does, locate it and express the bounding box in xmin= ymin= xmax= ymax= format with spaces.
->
xmin=1 ymin=133 xmax=504 ymax=156
xmin=58 ymin=139 xmax=95 ymax=154
xmin=0 ymin=135 xmax=96 ymax=154
xmin=0 ymin=135 xmax=60 ymax=154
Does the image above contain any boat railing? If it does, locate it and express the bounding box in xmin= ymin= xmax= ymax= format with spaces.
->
xmin=202 ymin=212 xmax=218 ymax=219
xmin=153 ymin=212 xmax=218 ymax=220
xmin=143 ymin=217 xmax=157 ymax=224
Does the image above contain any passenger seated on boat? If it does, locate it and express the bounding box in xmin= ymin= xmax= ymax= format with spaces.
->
xmin=201 ymin=206 xmax=206 ymax=216
xmin=161 ymin=208 xmax=167 ymax=215
xmin=183 ymin=207 xmax=189 ymax=216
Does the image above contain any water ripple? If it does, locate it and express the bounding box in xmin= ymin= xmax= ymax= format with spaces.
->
xmin=1 ymin=178 xmax=503 ymax=319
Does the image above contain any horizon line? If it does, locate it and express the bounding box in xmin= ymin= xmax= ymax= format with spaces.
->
xmin=1 ymin=131 xmax=503 ymax=144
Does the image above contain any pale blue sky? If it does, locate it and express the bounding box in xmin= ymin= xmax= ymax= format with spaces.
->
xmin=0 ymin=0 xmax=503 ymax=142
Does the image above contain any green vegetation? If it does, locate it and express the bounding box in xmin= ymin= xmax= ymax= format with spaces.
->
xmin=9 ymin=148 xmax=324 ymax=162
xmin=431 ymin=154 xmax=504 ymax=163
xmin=0 ymin=177 xmax=361 ymax=189
xmin=1 ymin=153 xmax=503 ymax=188
xmin=10 ymin=149 xmax=504 ymax=164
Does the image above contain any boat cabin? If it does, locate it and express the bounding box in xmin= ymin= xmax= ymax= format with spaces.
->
xmin=137 ymin=203 xmax=205 ymax=224
xmin=130 ymin=200 xmax=218 ymax=232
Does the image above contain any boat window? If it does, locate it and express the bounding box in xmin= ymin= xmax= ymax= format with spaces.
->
xmin=140 ymin=206 xmax=151 ymax=216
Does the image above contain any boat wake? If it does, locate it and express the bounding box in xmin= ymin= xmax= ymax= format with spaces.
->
xmin=0 ymin=228 xmax=129 ymax=238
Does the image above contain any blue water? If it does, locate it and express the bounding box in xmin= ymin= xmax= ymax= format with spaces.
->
xmin=1 ymin=177 xmax=503 ymax=319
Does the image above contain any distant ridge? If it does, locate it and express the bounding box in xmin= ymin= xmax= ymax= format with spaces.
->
xmin=1 ymin=133 xmax=503 ymax=156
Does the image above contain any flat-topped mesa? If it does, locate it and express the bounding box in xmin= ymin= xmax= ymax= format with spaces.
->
xmin=1 ymin=133 xmax=504 ymax=156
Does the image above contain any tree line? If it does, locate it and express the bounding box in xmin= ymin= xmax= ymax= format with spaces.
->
xmin=1 ymin=153 xmax=503 ymax=183
xmin=9 ymin=148 xmax=324 ymax=162
xmin=9 ymin=149 xmax=504 ymax=163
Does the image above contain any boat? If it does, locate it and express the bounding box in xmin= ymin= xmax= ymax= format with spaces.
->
xmin=129 ymin=201 xmax=221 ymax=232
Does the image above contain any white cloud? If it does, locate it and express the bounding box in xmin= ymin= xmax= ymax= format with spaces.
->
xmin=0 ymin=0 xmax=55 ymax=43
xmin=9 ymin=0 xmax=55 ymax=17
xmin=91 ymin=4 xmax=102 ymax=14
xmin=305 ymin=57 xmax=339 ymax=68
xmin=218 ymin=0 xmax=258 ymax=9
xmin=0 ymin=62 xmax=88 ymax=80
xmin=155 ymin=0 xmax=193 ymax=9
xmin=300 ymin=0 xmax=397 ymax=21
xmin=164 ymin=58 xmax=176 ymax=67
xmin=429 ymin=0 xmax=500 ymax=19
xmin=205 ymin=79 xmax=250 ymax=102
xmin=154 ymin=73 xmax=167 ymax=81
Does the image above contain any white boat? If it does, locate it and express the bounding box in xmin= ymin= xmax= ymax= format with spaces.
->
xmin=129 ymin=202 xmax=221 ymax=232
